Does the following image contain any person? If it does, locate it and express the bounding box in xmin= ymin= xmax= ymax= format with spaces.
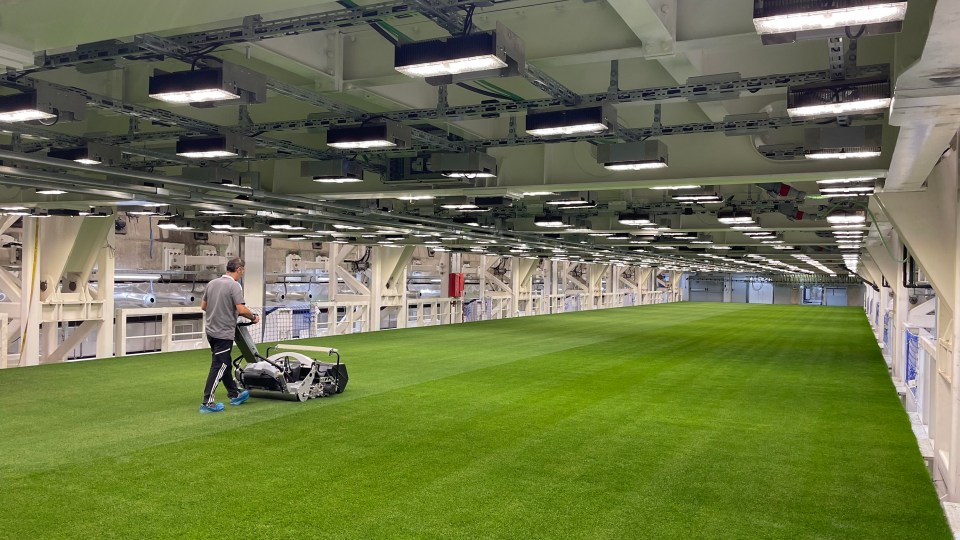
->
xmin=199 ymin=257 xmax=259 ymax=413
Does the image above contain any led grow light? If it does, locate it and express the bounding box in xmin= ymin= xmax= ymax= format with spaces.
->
xmin=326 ymin=120 xmax=412 ymax=150
xmin=753 ymin=1 xmax=907 ymax=36
xmin=148 ymin=63 xmax=266 ymax=105
xmin=526 ymin=104 xmax=614 ymax=137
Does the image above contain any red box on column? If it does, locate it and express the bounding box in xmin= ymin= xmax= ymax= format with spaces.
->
xmin=448 ymin=273 xmax=465 ymax=297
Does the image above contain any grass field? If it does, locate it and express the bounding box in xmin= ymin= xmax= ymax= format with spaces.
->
xmin=0 ymin=303 xmax=949 ymax=539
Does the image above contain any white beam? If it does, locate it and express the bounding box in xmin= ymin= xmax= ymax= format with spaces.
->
xmin=44 ymin=320 xmax=101 ymax=364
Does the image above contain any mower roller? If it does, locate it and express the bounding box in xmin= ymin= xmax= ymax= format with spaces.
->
xmin=231 ymin=321 xmax=348 ymax=402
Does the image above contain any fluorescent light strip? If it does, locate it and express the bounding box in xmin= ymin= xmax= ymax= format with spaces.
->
xmin=806 ymin=151 xmax=882 ymax=160
xmin=753 ymin=2 xmax=908 ymax=35
xmin=650 ymin=185 xmax=700 ymax=190
xmin=314 ymin=177 xmax=363 ymax=184
xmin=443 ymin=172 xmax=497 ymax=178
xmin=816 ymin=176 xmax=880 ymax=185
xmin=604 ymin=162 xmax=668 ymax=171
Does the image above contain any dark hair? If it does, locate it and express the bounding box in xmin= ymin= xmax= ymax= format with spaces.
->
xmin=226 ymin=258 xmax=245 ymax=273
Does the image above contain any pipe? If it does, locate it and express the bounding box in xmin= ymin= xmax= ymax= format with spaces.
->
xmin=114 ymin=293 xmax=157 ymax=308
xmin=153 ymin=292 xmax=198 ymax=306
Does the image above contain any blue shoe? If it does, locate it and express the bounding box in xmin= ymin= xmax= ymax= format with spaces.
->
xmin=230 ymin=390 xmax=250 ymax=406
xmin=199 ymin=403 xmax=225 ymax=414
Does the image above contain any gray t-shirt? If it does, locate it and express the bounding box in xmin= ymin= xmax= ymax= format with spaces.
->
xmin=202 ymin=275 xmax=245 ymax=340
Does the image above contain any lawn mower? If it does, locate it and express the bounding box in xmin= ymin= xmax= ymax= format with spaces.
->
xmin=231 ymin=321 xmax=348 ymax=402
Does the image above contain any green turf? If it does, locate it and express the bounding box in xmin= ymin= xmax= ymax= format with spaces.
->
xmin=0 ymin=303 xmax=949 ymax=539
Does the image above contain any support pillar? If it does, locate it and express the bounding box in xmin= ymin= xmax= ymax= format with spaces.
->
xmin=243 ymin=236 xmax=265 ymax=311
xmin=18 ymin=217 xmax=40 ymax=366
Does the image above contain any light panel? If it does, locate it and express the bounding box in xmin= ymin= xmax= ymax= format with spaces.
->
xmin=597 ymin=140 xmax=668 ymax=171
xmin=806 ymin=150 xmax=882 ymax=160
xmin=394 ymin=23 xmax=523 ymax=85
xmin=526 ymin=104 xmax=614 ymax=137
xmin=753 ymin=2 xmax=907 ymax=35
xmin=148 ymin=64 xmax=266 ymax=105
xmin=326 ymin=121 xmax=412 ymax=150
xmin=788 ymin=78 xmax=891 ymax=118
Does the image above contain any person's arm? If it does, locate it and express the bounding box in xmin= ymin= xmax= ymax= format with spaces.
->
xmin=233 ymin=283 xmax=259 ymax=323
xmin=236 ymin=303 xmax=259 ymax=323
xmin=200 ymin=298 xmax=207 ymax=312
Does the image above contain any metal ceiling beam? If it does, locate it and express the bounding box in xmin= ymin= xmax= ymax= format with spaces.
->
xmin=28 ymin=0 xmax=499 ymax=72
xmin=245 ymin=64 xmax=889 ymax=132
xmin=522 ymin=64 xmax=581 ymax=106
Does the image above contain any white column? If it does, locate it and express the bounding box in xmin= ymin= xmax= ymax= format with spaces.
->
xmin=18 ymin=217 xmax=41 ymax=366
xmin=95 ymin=225 xmax=115 ymax=359
xmin=242 ymin=236 xmax=265 ymax=311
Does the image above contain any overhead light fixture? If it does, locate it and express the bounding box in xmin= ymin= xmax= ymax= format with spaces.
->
xmin=210 ymin=218 xmax=249 ymax=231
xmin=650 ymin=184 xmax=700 ymax=190
xmin=48 ymin=142 xmax=122 ymax=166
xmin=301 ymin=159 xmax=364 ymax=183
xmin=753 ymin=1 xmax=908 ymax=44
xmin=731 ymin=225 xmax=761 ymax=231
xmin=521 ymin=191 xmax=556 ymax=197
xmin=672 ymin=192 xmax=723 ymax=203
xmin=395 ymin=22 xmax=524 ymax=84
xmin=545 ymin=196 xmax=593 ymax=206
xmin=618 ymin=212 xmax=653 ymax=226
xmin=820 ymin=185 xmax=875 ymax=195
xmin=597 ymin=140 xmax=668 ymax=171
xmin=802 ymin=125 xmax=882 ymax=161
xmin=148 ymin=63 xmax=267 ymax=105
xmin=787 ymin=78 xmax=891 ymax=118
xmin=176 ymin=133 xmax=255 ymax=159
xmin=0 ymin=83 xmax=86 ymax=123
xmin=526 ymin=103 xmax=615 ymax=137
xmin=716 ymin=209 xmax=756 ymax=225
xmin=806 ymin=149 xmax=882 ymax=160
xmin=326 ymin=120 xmax=412 ymax=150
xmin=269 ymin=220 xmax=307 ymax=231
xmin=157 ymin=218 xmax=195 ymax=231
xmin=827 ymin=209 xmax=866 ymax=224
xmin=534 ymin=216 xmax=568 ymax=228
xmin=816 ymin=176 xmax=881 ymax=184
xmin=36 ymin=189 xmax=67 ymax=195
xmin=440 ymin=196 xmax=478 ymax=210
xmin=397 ymin=195 xmax=436 ymax=202
xmin=430 ymin=151 xmax=498 ymax=178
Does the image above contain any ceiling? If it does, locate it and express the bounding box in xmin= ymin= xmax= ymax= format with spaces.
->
xmin=0 ymin=0 xmax=947 ymax=277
